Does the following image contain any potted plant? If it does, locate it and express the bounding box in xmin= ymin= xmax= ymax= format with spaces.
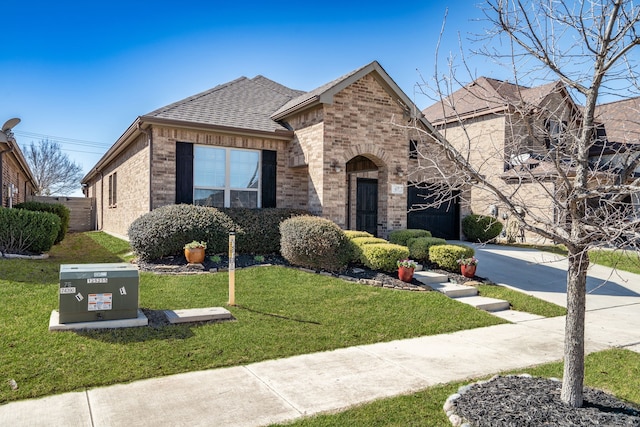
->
xmin=457 ymin=256 xmax=478 ymax=278
xmin=397 ymin=259 xmax=417 ymax=282
xmin=184 ymin=241 xmax=207 ymax=264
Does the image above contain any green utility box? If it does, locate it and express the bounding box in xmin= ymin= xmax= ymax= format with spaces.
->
xmin=59 ymin=263 xmax=139 ymax=323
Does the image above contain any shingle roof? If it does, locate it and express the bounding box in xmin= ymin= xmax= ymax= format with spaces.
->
xmin=422 ymin=77 xmax=563 ymax=124
xmin=142 ymin=76 xmax=304 ymax=133
xmin=595 ymin=96 xmax=640 ymax=144
xmin=271 ymin=65 xmax=366 ymax=118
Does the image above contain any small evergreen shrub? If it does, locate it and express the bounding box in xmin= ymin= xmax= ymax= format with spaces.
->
xmin=388 ymin=229 xmax=432 ymax=246
xmin=280 ymin=216 xmax=351 ymax=272
xmin=429 ymin=244 xmax=475 ymax=272
xmin=408 ymin=237 xmax=447 ymax=262
xmin=360 ymin=243 xmax=410 ymax=272
xmin=344 ymin=230 xmax=373 ymax=239
xmin=349 ymin=237 xmax=390 ymax=264
xmin=15 ymin=201 xmax=70 ymax=244
xmin=462 ymin=214 xmax=503 ymax=242
xmin=128 ymin=204 xmax=237 ymax=261
xmin=0 ymin=208 xmax=60 ymax=254
xmin=219 ymin=208 xmax=308 ymax=254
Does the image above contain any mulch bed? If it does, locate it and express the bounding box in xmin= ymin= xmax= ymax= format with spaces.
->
xmin=135 ymin=254 xmax=483 ymax=290
xmin=447 ymin=375 xmax=640 ymax=426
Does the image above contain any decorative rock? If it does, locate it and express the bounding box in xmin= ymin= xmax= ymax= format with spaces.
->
xmin=449 ymin=414 xmax=462 ymax=426
xmin=351 ymin=268 xmax=365 ymax=274
xmin=186 ymin=263 xmax=204 ymax=270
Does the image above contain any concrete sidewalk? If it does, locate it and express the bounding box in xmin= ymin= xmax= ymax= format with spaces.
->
xmin=3 ymin=302 xmax=640 ymax=427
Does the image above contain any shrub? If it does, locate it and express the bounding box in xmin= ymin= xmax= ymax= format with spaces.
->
xmin=388 ymin=229 xmax=432 ymax=246
xmin=0 ymin=208 xmax=60 ymax=254
xmin=280 ymin=216 xmax=351 ymax=272
xmin=219 ymin=208 xmax=308 ymax=254
xmin=349 ymin=237 xmax=390 ymax=264
xmin=408 ymin=237 xmax=447 ymax=262
xmin=128 ymin=204 xmax=237 ymax=261
xmin=344 ymin=230 xmax=374 ymax=239
xmin=360 ymin=243 xmax=410 ymax=272
xmin=462 ymin=214 xmax=503 ymax=242
xmin=14 ymin=201 xmax=70 ymax=244
xmin=429 ymin=244 xmax=475 ymax=272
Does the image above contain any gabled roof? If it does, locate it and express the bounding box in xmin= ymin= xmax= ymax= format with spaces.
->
xmin=422 ymin=77 xmax=568 ymax=125
xmin=271 ymin=61 xmax=420 ymax=120
xmin=595 ymin=96 xmax=640 ymax=144
xmin=83 ymin=61 xmax=426 ymax=184
xmin=142 ymin=76 xmax=305 ymax=134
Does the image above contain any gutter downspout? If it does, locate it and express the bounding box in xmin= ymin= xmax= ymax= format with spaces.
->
xmin=0 ymin=145 xmax=15 ymax=208
xmin=137 ymin=122 xmax=153 ymax=212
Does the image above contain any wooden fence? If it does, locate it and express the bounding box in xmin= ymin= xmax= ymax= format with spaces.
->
xmin=28 ymin=196 xmax=96 ymax=232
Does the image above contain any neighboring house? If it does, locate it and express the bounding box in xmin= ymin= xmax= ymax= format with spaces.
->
xmin=0 ymin=119 xmax=37 ymax=207
xmin=422 ymin=77 xmax=639 ymax=242
xmin=82 ymin=61 xmax=457 ymax=240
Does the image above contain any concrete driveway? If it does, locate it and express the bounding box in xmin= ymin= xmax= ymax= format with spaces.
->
xmin=453 ymin=242 xmax=640 ymax=311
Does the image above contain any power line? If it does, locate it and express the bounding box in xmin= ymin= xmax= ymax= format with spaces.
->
xmin=14 ymin=130 xmax=111 ymax=149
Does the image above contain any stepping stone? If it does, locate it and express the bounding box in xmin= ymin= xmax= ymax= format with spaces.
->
xmin=164 ymin=307 xmax=232 ymax=324
xmin=413 ymin=271 xmax=449 ymax=285
xmin=430 ymin=283 xmax=478 ymax=298
xmin=490 ymin=310 xmax=545 ymax=322
xmin=454 ymin=296 xmax=511 ymax=312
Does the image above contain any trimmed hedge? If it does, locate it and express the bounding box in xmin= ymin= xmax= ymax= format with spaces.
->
xmin=219 ymin=208 xmax=308 ymax=254
xmin=344 ymin=230 xmax=373 ymax=239
xmin=280 ymin=216 xmax=351 ymax=272
xmin=462 ymin=214 xmax=503 ymax=242
xmin=14 ymin=201 xmax=70 ymax=244
xmin=349 ymin=237 xmax=390 ymax=264
xmin=0 ymin=208 xmax=61 ymax=254
xmin=388 ymin=229 xmax=432 ymax=246
xmin=408 ymin=237 xmax=447 ymax=262
xmin=128 ymin=204 xmax=237 ymax=261
xmin=429 ymin=244 xmax=474 ymax=272
xmin=360 ymin=243 xmax=410 ymax=272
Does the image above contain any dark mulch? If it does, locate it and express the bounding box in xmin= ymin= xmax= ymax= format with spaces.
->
xmin=452 ymin=375 xmax=640 ymax=426
xmin=136 ymin=255 xmax=484 ymax=290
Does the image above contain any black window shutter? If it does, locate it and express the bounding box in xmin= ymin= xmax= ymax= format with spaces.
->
xmin=176 ymin=142 xmax=194 ymax=204
xmin=261 ymin=150 xmax=277 ymax=208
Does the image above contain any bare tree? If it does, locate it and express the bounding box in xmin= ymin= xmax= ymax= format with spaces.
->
xmin=412 ymin=0 xmax=640 ymax=407
xmin=24 ymin=139 xmax=83 ymax=196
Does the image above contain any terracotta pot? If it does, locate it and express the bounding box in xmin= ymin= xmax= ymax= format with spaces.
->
xmin=461 ymin=264 xmax=476 ymax=278
xmin=184 ymin=247 xmax=205 ymax=264
xmin=398 ymin=266 xmax=415 ymax=282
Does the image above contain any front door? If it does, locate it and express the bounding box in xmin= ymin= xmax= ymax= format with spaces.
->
xmin=356 ymin=178 xmax=378 ymax=236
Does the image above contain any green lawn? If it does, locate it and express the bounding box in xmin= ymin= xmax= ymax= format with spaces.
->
xmin=477 ymin=284 xmax=567 ymax=317
xmin=272 ymin=348 xmax=640 ymax=426
xmin=0 ymin=233 xmax=508 ymax=404
xmin=508 ymin=243 xmax=640 ymax=275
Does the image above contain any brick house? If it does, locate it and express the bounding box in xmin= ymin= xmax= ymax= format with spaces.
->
xmin=422 ymin=77 xmax=640 ymax=242
xmin=82 ymin=61 xmax=457 ymax=240
xmin=1 ymin=119 xmax=37 ymax=207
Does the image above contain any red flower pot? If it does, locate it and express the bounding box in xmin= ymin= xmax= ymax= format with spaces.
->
xmin=461 ymin=264 xmax=476 ymax=278
xmin=184 ymin=247 xmax=205 ymax=264
xmin=398 ymin=266 xmax=415 ymax=282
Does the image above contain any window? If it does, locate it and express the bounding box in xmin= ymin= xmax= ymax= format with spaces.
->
xmin=545 ymin=119 xmax=567 ymax=149
xmin=409 ymin=140 xmax=418 ymax=159
xmin=108 ymin=172 xmax=117 ymax=208
xmin=193 ymin=146 xmax=260 ymax=208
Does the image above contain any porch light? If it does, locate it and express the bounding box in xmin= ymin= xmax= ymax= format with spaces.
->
xmin=330 ymin=160 xmax=342 ymax=173
xmin=395 ymin=166 xmax=404 ymax=177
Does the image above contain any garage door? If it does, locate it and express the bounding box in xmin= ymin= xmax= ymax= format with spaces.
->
xmin=407 ymin=185 xmax=460 ymax=240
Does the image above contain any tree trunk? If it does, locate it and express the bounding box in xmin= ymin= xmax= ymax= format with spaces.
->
xmin=560 ymin=248 xmax=589 ymax=407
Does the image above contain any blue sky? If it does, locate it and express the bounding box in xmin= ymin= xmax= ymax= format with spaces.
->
xmin=1 ymin=1 xmax=513 ymax=191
